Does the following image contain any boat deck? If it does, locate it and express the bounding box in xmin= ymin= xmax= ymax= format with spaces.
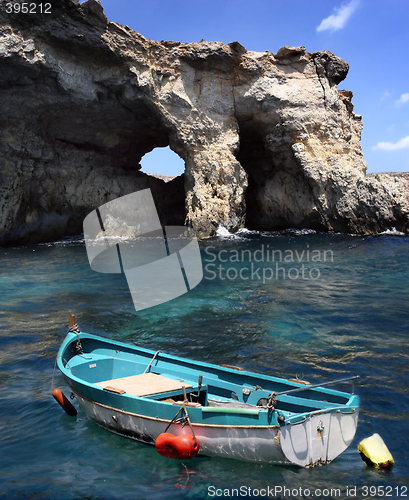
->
xmin=95 ymin=372 xmax=193 ymax=398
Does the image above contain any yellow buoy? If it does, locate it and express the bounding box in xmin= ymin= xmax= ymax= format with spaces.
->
xmin=358 ymin=433 xmax=394 ymax=469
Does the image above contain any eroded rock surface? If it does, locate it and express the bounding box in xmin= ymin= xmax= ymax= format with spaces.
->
xmin=0 ymin=0 xmax=408 ymax=244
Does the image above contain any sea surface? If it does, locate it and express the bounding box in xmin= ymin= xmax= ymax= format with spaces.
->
xmin=1 ymin=229 xmax=408 ymax=500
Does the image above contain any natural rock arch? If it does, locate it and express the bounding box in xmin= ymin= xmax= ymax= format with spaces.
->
xmin=0 ymin=0 xmax=408 ymax=245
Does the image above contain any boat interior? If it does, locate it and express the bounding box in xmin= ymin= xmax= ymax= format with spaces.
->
xmin=64 ymin=335 xmax=355 ymax=416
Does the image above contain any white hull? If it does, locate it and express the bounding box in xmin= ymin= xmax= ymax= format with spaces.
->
xmin=281 ymin=410 xmax=359 ymax=467
xmin=75 ymin=393 xmax=358 ymax=466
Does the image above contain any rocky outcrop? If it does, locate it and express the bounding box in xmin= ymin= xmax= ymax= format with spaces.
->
xmin=0 ymin=0 xmax=408 ymax=245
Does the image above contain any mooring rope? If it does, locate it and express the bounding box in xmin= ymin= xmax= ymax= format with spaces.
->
xmin=69 ymin=322 xmax=83 ymax=354
xmin=51 ymin=355 xmax=59 ymax=390
xmin=164 ymin=404 xmax=198 ymax=448
xmin=266 ymin=392 xmax=277 ymax=411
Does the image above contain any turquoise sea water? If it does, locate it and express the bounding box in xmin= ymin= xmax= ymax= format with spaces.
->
xmin=1 ymin=230 xmax=408 ymax=499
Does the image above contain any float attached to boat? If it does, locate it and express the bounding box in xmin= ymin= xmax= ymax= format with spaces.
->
xmin=55 ymin=315 xmax=359 ymax=467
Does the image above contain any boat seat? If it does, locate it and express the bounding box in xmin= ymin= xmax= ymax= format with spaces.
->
xmin=94 ymin=372 xmax=193 ymax=398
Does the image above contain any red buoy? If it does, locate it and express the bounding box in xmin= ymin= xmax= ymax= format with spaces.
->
xmin=52 ymin=388 xmax=77 ymax=416
xmin=155 ymin=432 xmax=199 ymax=459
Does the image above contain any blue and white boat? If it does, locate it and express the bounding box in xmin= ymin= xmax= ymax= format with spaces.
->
xmin=55 ymin=314 xmax=359 ymax=467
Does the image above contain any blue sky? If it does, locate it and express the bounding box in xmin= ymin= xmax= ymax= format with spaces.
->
xmin=100 ymin=0 xmax=409 ymax=176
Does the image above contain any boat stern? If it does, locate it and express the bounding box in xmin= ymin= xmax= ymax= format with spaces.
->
xmin=280 ymin=402 xmax=359 ymax=467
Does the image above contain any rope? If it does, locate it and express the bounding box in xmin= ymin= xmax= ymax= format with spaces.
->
xmin=164 ymin=406 xmax=184 ymax=432
xmin=164 ymin=404 xmax=198 ymax=447
xmin=62 ymin=357 xmax=74 ymax=373
xmin=52 ymin=320 xmax=83 ymax=390
xmin=180 ymin=462 xmax=190 ymax=489
xmin=52 ymin=319 xmax=82 ymax=390
xmin=69 ymin=323 xmax=83 ymax=354
xmin=266 ymin=392 xmax=277 ymax=411
xmin=51 ymin=356 xmax=72 ymax=389
xmin=69 ymin=323 xmax=80 ymax=333
xmin=51 ymin=356 xmax=59 ymax=390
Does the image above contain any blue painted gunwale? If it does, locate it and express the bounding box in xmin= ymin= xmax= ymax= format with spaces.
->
xmin=57 ymin=331 xmax=359 ymax=428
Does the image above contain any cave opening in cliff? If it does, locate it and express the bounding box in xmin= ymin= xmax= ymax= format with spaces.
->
xmin=236 ymin=120 xmax=275 ymax=230
xmin=27 ymin=95 xmax=189 ymax=239
xmin=138 ymin=145 xmax=187 ymax=227
xmin=140 ymin=146 xmax=185 ymax=179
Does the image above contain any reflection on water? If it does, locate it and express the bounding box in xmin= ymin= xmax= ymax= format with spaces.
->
xmin=0 ymin=232 xmax=408 ymax=499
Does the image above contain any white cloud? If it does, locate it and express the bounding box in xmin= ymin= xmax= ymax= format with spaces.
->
xmin=317 ymin=0 xmax=359 ymax=33
xmin=373 ymin=136 xmax=409 ymax=151
xmin=396 ymin=93 xmax=409 ymax=106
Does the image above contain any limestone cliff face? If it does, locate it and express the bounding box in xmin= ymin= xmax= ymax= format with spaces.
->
xmin=0 ymin=0 xmax=407 ymax=245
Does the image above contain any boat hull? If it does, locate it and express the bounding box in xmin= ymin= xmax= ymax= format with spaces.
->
xmin=280 ymin=409 xmax=359 ymax=467
xmin=74 ymin=392 xmax=358 ymax=466
xmin=75 ymin=392 xmax=289 ymax=464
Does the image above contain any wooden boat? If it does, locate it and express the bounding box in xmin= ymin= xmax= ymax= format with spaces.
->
xmin=55 ymin=314 xmax=359 ymax=467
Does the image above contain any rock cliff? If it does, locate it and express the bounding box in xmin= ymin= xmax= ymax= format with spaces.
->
xmin=0 ymin=0 xmax=408 ymax=245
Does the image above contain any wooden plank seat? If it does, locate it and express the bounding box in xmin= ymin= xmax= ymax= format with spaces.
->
xmin=94 ymin=372 xmax=193 ymax=398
